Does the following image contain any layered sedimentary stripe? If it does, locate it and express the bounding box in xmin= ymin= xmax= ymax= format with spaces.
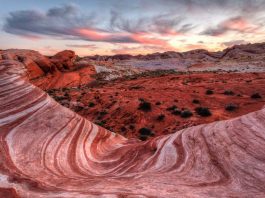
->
xmin=0 ymin=58 xmax=265 ymax=197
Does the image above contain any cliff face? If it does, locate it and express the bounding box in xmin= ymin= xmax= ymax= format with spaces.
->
xmin=0 ymin=52 xmax=265 ymax=197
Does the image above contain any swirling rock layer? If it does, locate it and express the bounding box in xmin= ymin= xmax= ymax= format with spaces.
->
xmin=0 ymin=58 xmax=265 ymax=197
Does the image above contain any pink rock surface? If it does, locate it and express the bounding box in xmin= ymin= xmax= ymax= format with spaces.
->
xmin=0 ymin=57 xmax=265 ymax=197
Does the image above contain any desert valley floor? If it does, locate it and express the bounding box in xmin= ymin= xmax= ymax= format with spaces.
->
xmin=1 ymin=43 xmax=265 ymax=197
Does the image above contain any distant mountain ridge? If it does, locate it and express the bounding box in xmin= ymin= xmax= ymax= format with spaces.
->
xmin=85 ymin=42 xmax=265 ymax=61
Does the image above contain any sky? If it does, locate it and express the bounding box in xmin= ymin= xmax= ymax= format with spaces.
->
xmin=1 ymin=0 xmax=265 ymax=56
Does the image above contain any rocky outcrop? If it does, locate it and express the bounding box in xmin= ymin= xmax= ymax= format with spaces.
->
xmin=0 ymin=49 xmax=79 ymax=80
xmin=0 ymin=53 xmax=265 ymax=197
xmin=50 ymin=50 xmax=76 ymax=71
xmin=0 ymin=49 xmax=54 ymax=79
xmin=85 ymin=42 xmax=265 ymax=64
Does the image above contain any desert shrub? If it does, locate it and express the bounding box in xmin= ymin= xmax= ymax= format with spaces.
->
xmin=206 ymin=89 xmax=214 ymax=95
xmin=138 ymin=99 xmax=152 ymax=112
xmin=139 ymin=128 xmax=152 ymax=136
xmin=195 ymin=107 xmax=212 ymax=117
xmin=192 ymin=99 xmax=200 ymax=104
xmin=251 ymin=93 xmax=262 ymax=99
xmin=99 ymin=111 xmax=108 ymax=116
xmin=172 ymin=109 xmax=181 ymax=115
xmin=47 ymin=89 xmax=55 ymax=95
xmin=130 ymin=86 xmax=142 ymax=90
xmin=54 ymin=96 xmax=68 ymax=101
xmin=62 ymin=87 xmax=70 ymax=92
xmin=155 ymin=101 xmax=161 ymax=105
xmin=139 ymin=128 xmax=155 ymax=141
xmin=64 ymin=92 xmax=70 ymax=97
xmin=166 ymin=105 xmax=177 ymax=111
xmin=120 ymin=126 xmax=127 ymax=132
xmin=225 ymin=103 xmax=238 ymax=111
xmin=95 ymin=120 xmax=106 ymax=127
xmin=223 ymin=90 xmax=235 ymax=96
xmin=157 ymin=114 xmax=165 ymax=121
xmin=129 ymin=125 xmax=135 ymax=130
xmin=180 ymin=110 xmax=193 ymax=118
xmin=74 ymin=106 xmax=84 ymax=112
xmin=89 ymin=102 xmax=95 ymax=107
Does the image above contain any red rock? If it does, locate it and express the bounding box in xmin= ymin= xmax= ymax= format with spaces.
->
xmin=0 ymin=49 xmax=54 ymax=79
xmin=50 ymin=50 xmax=76 ymax=71
xmin=0 ymin=50 xmax=265 ymax=197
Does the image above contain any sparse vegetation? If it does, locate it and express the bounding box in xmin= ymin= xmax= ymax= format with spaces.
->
xmin=138 ymin=99 xmax=152 ymax=112
xmin=223 ymin=90 xmax=235 ymax=96
xmin=157 ymin=114 xmax=165 ymax=121
xmin=129 ymin=125 xmax=135 ymax=130
xmin=192 ymin=99 xmax=200 ymax=104
xmin=166 ymin=105 xmax=177 ymax=111
xmin=99 ymin=111 xmax=108 ymax=116
xmin=251 ymin=93 xmax=262 ymax=99
xmin=155 ymin=101 xmax=161 ymax=105
xmin=120 ymin=126 xmax=126 ymax=132
xmin=180 ymin=110 xmax=193 ymax=118
xmin=139 ymin=128 xmax=155 ymax=141
xmin=195 ymin=107 xmax=212 ymax=117
xmin=206 ymin=89 xmax=214 ymax=95
xmin=95 ymin=120 xmax=106 ymax=127
xmin=225 ymin=103 xmax=238 ymax=111
xmin=172 ymin=109 xmax=181 ymax=115
xmin=89 ymin=102 xmax=95 ymax=107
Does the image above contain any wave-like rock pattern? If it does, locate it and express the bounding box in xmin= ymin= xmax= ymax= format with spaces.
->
xmin=1 ymin=58 xmax=265 ymax=197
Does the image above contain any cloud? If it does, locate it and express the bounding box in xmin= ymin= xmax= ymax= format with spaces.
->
xmin=66 ymin=44 xmax=97 ymax=49
xmin=4 ymin=4 xmax=95 ymax=38
xmin=222 ymin=40 xmax=247 ymax=47
xmin=146 ymin=0 xmax=265 ymax=14
xmin=3 ymin=4 xmax=174 ymax=46
xmin=111 ymin=44 xmax=175 ymax=55
xmin=200 ymin=16 xmax=259 ymax=36
xmin=109 ymin=11 xmax=194 ymax=36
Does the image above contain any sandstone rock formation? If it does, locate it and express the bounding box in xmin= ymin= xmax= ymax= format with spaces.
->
xmin=0 ymin=52 xmax=265 ymax=197
xmin=50 ymin=50 xmax=76 ymax=71
xmin=0 ymin=49 xmax=54 ymax=79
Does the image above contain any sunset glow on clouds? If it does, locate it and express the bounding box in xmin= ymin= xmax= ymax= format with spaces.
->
xmin=1 ymin=0 xmax=265 ymax=56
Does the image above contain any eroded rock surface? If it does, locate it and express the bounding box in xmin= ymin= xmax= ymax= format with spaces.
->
xmin=0 ymin=54 xmax=265 ymax=197
xmin=50 ymin=50 xmax=76 ymax=71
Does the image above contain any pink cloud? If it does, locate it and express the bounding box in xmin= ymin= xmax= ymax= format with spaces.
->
xmin=20 ymin=34 xmax=42 ymax=40
xmin=221 ymin=17 xmax=251 ymax=32
xmin=74 ymin=28 xmax=110 ymax=40
xmin=130 ymin=32 xmax=168 ymax=45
